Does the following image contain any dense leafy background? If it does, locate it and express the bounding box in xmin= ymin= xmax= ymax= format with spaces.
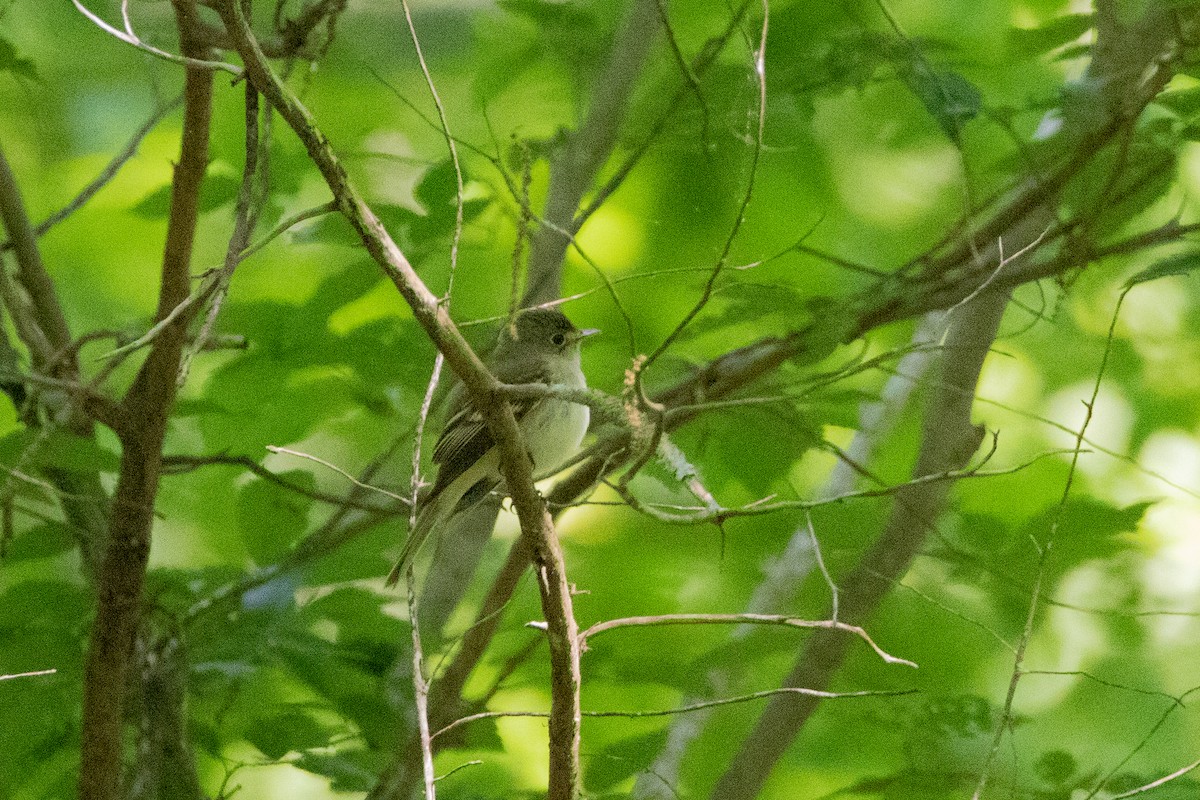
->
xmin=3 ymin=1 xmax=1200 ymax=798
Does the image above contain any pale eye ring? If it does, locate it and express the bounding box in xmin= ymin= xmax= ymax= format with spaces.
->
xmin=551 ymin=332 xmax=567 ymax=346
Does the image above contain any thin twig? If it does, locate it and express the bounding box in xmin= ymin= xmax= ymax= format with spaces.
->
xmin=434 ymin=685 xmax=918 ymax=741
xmin=400 ymin=0 xmax=464 ymax=301
xmin=581 ymin=613 xmax=917 ymax=667
xmin=71 ymin=0 xmax=243 ymax=75
xmin=804 ymin=513 xmax=838 ymax=622
xmin=972 ymin=285 xmax=1129 ymax=799
xmin=183 ymin=81 xmax=265 ymax=384
xmin=96 ymin=201 xmax=337 ymax=365
xmin=0 ymin=668 xmax=57 ymax=681
xmin=639 ymin=0 xmax=770 ymax=373
xmin=1081 ymin=684 xmax=1200 ymax=799
xmin=408 ymin=567 xmax=437 ymax=800
xmin=0 ymin=97 xmax=183 ymax=255
xmin=969 ymin=542 xmax=1050 ymax=800
xmin=266 ymin=446 xmax=410 ymax=504
xmin=1111 ymin=758 xmax=1200 ymax=798
xmin=161 ymin=453 xmax=392 ymax=511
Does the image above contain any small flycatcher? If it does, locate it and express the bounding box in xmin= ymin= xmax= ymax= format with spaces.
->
xmin=386 ymin=308 xmax=596 ymax=585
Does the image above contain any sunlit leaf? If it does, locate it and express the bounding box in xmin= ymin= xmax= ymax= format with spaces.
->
xmin=1007 ymin=14 xmax=1094 ymax=58
xmin=294 ymin=750 xmax=382 ymax=792
xmin=1126 ymin=250 xmax=1200 ymax=286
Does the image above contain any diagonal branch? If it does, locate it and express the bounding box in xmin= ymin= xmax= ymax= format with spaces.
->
xmin=0 ymin=143 xmax=74 ymax=367
xmin=709 ymin=287 xmax=1006 ymax=800
xmin=707 ymin=4 xmax=1184 ymax=796
xmin=215 ymin=2 xmax=586 ymax=796
xmin=0 ymin=96 xmax=183 ymax=257
xmin=523 ymin=0 xmax=661 ymax=305
xmin=0 ymin=134 xmax=110 ymax=579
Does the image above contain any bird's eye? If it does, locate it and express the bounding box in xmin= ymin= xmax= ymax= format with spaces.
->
xmin=551 ymin=332 xmax=567 ymax=346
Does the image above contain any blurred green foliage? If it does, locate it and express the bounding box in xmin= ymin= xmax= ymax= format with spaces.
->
xmin=2 ymin=1 xmax=1200 ymax=799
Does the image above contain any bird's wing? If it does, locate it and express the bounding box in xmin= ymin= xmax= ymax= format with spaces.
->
xmin=428 ymin=364 xmax=547 ymax=496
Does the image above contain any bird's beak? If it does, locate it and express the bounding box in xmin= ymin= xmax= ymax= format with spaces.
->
xmin=575 ymin=328 xmax=601 ymax=342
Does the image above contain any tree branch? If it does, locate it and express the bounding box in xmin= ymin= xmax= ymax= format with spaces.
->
xmin=706 ymin=5 xmax=1184 ymax=795
xmin=79 ymin=3 xmax=214 ymax=796
xmin=0 ymin=126 xmax=110 ymax=581
xmin=633 ymin=313 xmax=946 ymax=796
xmin=215 ymin=3 xmax=586 ymax=796
xmin=0 ymin=142 xmax=74 ymax=365
xmin=710 ymin=288 xmax=1007 ymax=800
xmin=128 ymin=636 xmax=204 ymax=800
xmin=523 ymin=0 xmax=660 ymax=305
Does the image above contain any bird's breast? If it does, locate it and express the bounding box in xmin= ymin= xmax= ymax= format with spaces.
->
xmin=522 ymin=396 xmax=589 ymax=477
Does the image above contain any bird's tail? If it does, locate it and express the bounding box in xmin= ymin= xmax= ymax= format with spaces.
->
xmin=384 ymin=488 xmax=453 ymax=587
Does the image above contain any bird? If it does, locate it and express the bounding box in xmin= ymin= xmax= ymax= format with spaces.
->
xmin=386 ymin=308 xmax=596 ymax=586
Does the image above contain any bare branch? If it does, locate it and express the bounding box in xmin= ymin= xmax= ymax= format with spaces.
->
xmin=0 ymin=668 xmax=56 ymax=681
xmin=580 ymin=613 xmax=917 ymax=667
xmin=266 ymin=446 xmax=410 ymax=504
xmin=407 ymin=572 xmax=437 ymax=800
xmin=400 ymin=0 xmax=464 ymax=302
xmin=710 ymin=288 xmax=1008 ymax=800
xmin=523 ymin=0 xmax=661 ymax=304
xmin=1111 ymin=759 xmax=1200 ymax=799
xmin=0 ymin=143 xmax=74 ymax=366
xmin=80 ymin=6 xmax=216 ymax=795
xmin=970 ymin=543 xmax=1050 ymax=800
xmin=71 ymin=0 xmax=242 ymax=75
xmin=161 ymin=453 xmax=394 ymax=512
xmin=215 ymin=4 xmax=588 ymax=795
xmin=182 ymin=81 xmax=266 ymax=381
xmin=434 ymin=685 xmax=918 ymax=741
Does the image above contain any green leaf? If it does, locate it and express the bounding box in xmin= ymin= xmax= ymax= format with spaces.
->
xmin=682 ymin=282 xmax=806 ymax=341
xmin=299 ymin=587 xmax=403 ymax=646
xmin=129 ymin=173 xmax=241 ymax=218
xmin=414 ymin=159 xmax=466 ymax=218
xmin=246 ymin=709 xmax=331 ymax=760
xmin=1034 ymin=749 xmax=1078 ymax=785
xmin=411 ymin=197 xmax=491 ymax=245
xmin=497 ymin=0 xmax=597 ymax=31
xmin=294 ymin=751 xmax=381 ymax=792
xmin=300 ymin=263 xmax=383 ymax=321
xmin=0 ymin=36 xmax=37 ymax=80
xmin=0 ymin=580 xmax=90 ymax=631
xmin=1155 ymin=86 xmax=1200 ymax=117
xmin=1014 ymin=500 xmax=1151 ymax=585
xmin=584 ymin=729 xmax=669 ymax=792
xmin=1126 ymin=250 xmax=1200 ymax=287
xmin=236 ymin=472 xmax=314 ymax=563
xmin=3 ymin=523 xmax=74 ymax=562
xmin=1007 ymin=14 xmax=1094 ymax=58
xmin=881 ymin=773 xmax=958 ymax=800
xmin=0 ymin=429 xmax=120 ymax=474
xmin=905 ymin=64 xmax=981 ymax=140
xmin=197 ymin=352 xmax=355 ymax=454
xmin=707 ymin=403 xmax=823 ymax=496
